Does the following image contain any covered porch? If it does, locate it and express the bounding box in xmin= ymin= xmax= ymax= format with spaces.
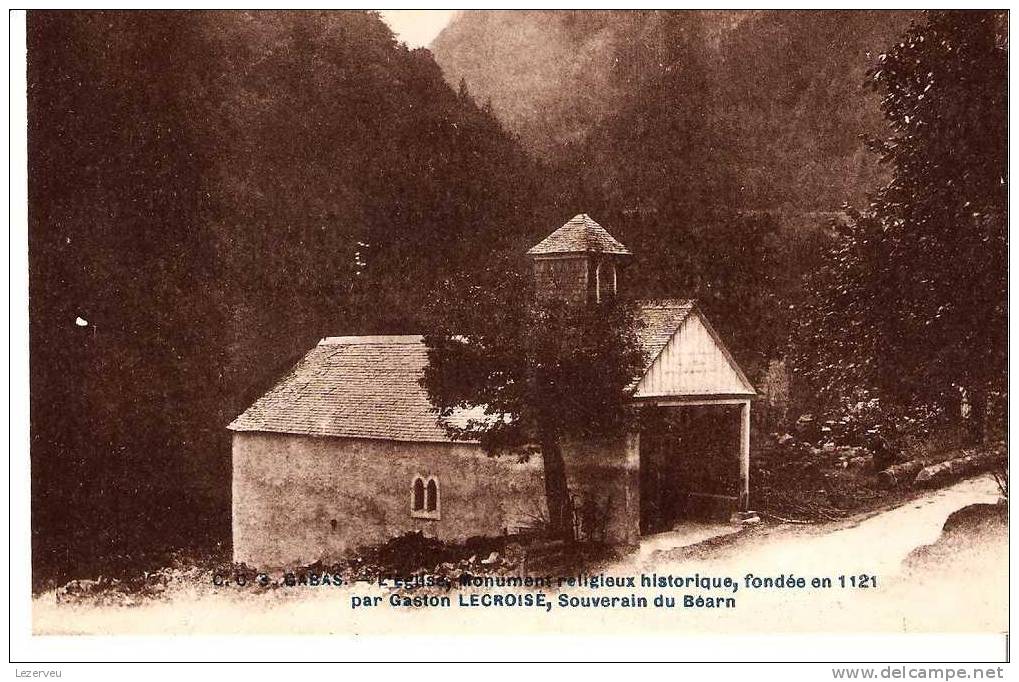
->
xmin=637 ymin=395 xmax=751 ymax=534
xmin=560 ymin=301 xmax=757 ymax=546
xmin=629 ymin=302 xmax=757 ymax=536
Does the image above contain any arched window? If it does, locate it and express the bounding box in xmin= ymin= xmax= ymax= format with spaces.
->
xmin=426 ymin=479 xmax=438 ymax=512
xmin=593 ymin=260 xmax=617 ymax=303
xmin=412 ymin=477 xmax=425 ymax=511
xmin=411 ymin=476 xmax=440 ymax=519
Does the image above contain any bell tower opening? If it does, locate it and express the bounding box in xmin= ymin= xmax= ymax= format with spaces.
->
xmin=593 ymin=258 xmax=620 ymax=303
xmin=527 ymin=214 xmax=631 ymax=305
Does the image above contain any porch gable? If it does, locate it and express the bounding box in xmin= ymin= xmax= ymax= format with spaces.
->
xmin=633 ymin=308 xmax=755 ymax=400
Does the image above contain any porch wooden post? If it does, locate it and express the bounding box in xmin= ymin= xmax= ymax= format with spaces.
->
xmin=739 ymin=399 xmax=751 ymax=512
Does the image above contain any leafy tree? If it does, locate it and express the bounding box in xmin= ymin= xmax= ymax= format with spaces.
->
xmin=866 ymin=11 xmax=1006 ymax=431
xmin=790 ymin=11 xmax=1006 ymax=441
xmin=420 ymin=267 xmax=645 ymax=537
xmin=789 ymin=211 xmax=881 ymax=406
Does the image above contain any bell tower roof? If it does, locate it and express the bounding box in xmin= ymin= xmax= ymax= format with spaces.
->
xmin=527 ymin=214 xmax=632 ymax=257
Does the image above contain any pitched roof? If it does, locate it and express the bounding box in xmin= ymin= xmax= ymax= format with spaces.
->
xmin=527 ymin=214 xmax=633 ymax=256
xmin=630 ymin=299 xmax=756 ymax=396
xmin=633 ymin=299 xmax=696 ymax=371
xmin=228 ymin=336 xmax=466 ymax=443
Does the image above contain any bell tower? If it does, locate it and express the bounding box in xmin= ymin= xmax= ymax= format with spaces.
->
xmin=527 ymin=214 xmax=632 ymax=305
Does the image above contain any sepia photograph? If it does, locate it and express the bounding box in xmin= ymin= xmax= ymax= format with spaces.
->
xmin=10 ymin=5 xmax=1010 ymax=670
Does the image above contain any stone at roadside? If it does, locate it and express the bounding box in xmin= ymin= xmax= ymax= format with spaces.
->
xmin=915 ymin=450 xmax=1006 ymax=488
xmin=915 ymin=460 xmax=966 ymax=487
xmin=877 ymin=460 xmax=924 ymax=488
xmin=731 ymin=510 xmax=761 ymax=525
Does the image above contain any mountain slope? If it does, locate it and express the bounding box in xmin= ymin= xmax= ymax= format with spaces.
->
xmin=431 ymin=10 xmax=916 ymax=210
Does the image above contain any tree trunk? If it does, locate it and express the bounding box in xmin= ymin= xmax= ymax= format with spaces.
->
xmin=967 ymin=386 xmax=987 ymax=445
xmin=541 ymin=437 xmax=572 ymax=540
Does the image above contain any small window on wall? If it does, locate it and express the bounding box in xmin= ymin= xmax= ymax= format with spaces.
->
xmin=411 ymin=476 xmax=440 ymax=519
xmin=412 ymin=478 xmax=425 ymax=511
xmin=426 ymin=479 xmax=438 ymax=511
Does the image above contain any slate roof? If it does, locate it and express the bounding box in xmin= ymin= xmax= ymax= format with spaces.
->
xmin=633 ymin=299 xmax=696 ymax=371
xmin=228 ymin=336 xmax=465 ymax=443
xmin=229 ymin=301 xmax=721 ymax=442
xmin=527 ymin=214 xmax=633 ymax=256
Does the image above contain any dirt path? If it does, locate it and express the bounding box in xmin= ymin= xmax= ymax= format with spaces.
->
xmin=632 ymin=474 xmax=1003 ymax=574
xmin=33 ymin=475 xmax=1006 ymax=636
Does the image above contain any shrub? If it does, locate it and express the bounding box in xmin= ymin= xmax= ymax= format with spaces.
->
xmin=811 ymin=389 xmax=942 ymax=468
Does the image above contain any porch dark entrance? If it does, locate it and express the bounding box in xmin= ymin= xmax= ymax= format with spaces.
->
xmin=638 ymin=398 xmax=750 ymax=535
